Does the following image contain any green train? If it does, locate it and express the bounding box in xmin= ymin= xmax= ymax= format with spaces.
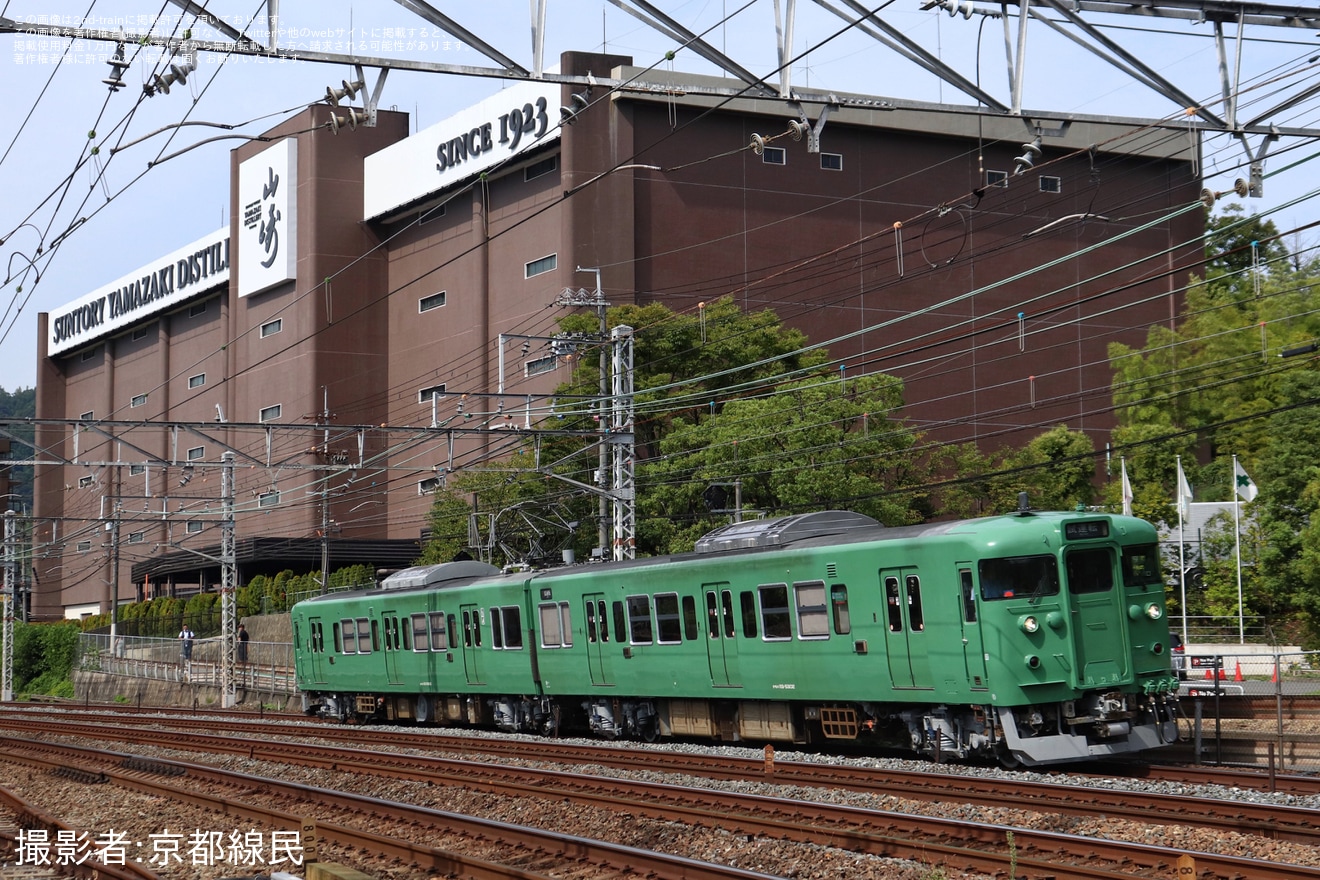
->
xmin=290 ymin=504 xmax=1181 ymax=767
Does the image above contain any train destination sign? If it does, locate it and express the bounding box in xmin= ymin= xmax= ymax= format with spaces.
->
xmin=48 ymin=229 xmax=230 ymax=356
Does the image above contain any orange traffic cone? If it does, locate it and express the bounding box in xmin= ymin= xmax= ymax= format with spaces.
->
xmin=1217 ymin=667 xmax=1226 ymax=680
xmin=1272 ymin=663 xmax=1280 ymax=683
xmin=1234 ymin=662 xmax=1244 ymax=682
xmin=1205 ymin=667 xmax=1214 ymax=680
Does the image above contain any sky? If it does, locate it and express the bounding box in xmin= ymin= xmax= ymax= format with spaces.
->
xmin=2 ymin=0 xmax=1318 ymax=391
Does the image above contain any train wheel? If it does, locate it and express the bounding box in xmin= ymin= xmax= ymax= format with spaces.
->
xmin=995 ymin=743 xmax=1021 ymax=769
xmin=639 ymin=716 xmax=659 ymax=743
xmin=415 ymin=695 xmax=430 ymax=724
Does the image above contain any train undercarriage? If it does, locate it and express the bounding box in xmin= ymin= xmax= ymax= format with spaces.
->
xmin=301 ymin=687 xmax=1180 ymax=767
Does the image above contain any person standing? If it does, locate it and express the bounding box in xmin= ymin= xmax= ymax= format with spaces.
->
xmin=179 ymin=624 xmax=195 ymax=661
xmin=236 ymin=623 xmax=249 ymax=664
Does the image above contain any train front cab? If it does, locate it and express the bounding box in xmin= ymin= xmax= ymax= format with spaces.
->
xmin=980 ymin=516 xmax=1179 ymax=766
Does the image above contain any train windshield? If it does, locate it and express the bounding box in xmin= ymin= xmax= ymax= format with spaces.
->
xmin=978 ymin=555 xmax=1059 ymax=601
xmin=1120 ymin=544 xmax=1163 ymax=587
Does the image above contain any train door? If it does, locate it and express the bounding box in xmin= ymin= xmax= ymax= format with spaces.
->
xmin=382 ymin=612 xmax=404 ymax=686
xmin=879 ymin=568 xmax=933 ymax=690
xmin=1064 ymin=547 xmax=1129 ymax=685
xmin=304 ymin=616 xmax=328 ymax=684
xmin=459 ymin=603 xmax=484 ymax=685
xmin=583 ymin=593 xmax=614 ymax=686
xmin=703 ymin=584 xmax=742 ymax=687
xmin=957 ymin=565 xmax=989 ymax=689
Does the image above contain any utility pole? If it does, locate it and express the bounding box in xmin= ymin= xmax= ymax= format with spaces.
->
xmin=564 ymin=268 xmax=609 ymax=557
xmin=219 ymin=452 xmax=236 ymax=708
xmin=2 ymin=509 xmax=14 ymax=702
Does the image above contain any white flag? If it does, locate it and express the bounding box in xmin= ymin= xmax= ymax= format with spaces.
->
xmin=1234 ymin=457 xmax=1258 ymax=502
xmin=1176 ymin=459 xmax=1193 ymax=518
xmin=1120 ymin=458 xmax=1133 ymax=516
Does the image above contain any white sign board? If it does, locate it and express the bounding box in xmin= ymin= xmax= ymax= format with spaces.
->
xmin=48 ymin=229 xmax=229 ymax=356
xmin=364 ymin=80 xmax=560 ymax=220
xmin=238 ymin=139 xmax=297 ymax=297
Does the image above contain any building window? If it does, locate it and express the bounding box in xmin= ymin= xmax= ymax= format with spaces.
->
xmin=79 ymin=411 xmax=94 ymax=420
xmin=419 ymin=291 xmax=447 ymax=313
xmin=77 ymin=541 xmax=92 ymax=552
xmin=128 ymin=531 xmax=145 ymax=544
xmin=258 ymin=491 xmax=280 ymax=508
xmin=259 ymin=404 xmax=282 ymax=422
xmin=129 ymin=464 xmax=146 ymax=476
xmin=524 ymin=155 xmax=557 ymax=181
xmin=80 ymin=347 xmax=100 ymax=362
xmin=418 ymin=384 xmax=446 ymax=404
xmin=762 ymin=146 xmax=786 ymax=165
xmin=186 ymin=446 xmax=204 ymax=461
xmin=820 ymin=153 xmax=843 ymax=171
xmin=418 ymin=477 xmax=441 ymax=494
xmin=260 ymin=318 xmax=282 ymax=338
xmin=987 ymin=169 xmax=1009 ymax=188
xmin=524 ymin=355 xmax=557 ymax=377
xmin=188 ymin=373 xmax=205 ymax=389
xmin=78 ymin=475 xmax=94 ymax=489
xmin=185 ymin=521 xmax=203 ymax=534
xmin=188 ymin=302 xmax=207 ymax=317
xmin=1040 ymin=175 xmax=1062 ymax=194
xmin=130 ymin=393 xmax=147 ymax=408
xmin=525 ymin=254 xmax=557 ymax=278
xmin=131 ymin=327 xmax=149 ymax=341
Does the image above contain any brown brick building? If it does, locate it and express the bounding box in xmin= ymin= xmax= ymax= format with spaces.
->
xmin=33 ymin=51 xmax=1201 ymax=619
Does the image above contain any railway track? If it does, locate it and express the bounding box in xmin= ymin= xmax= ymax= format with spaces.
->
xmin=1 ymin=710 xmax=1316 ymax=878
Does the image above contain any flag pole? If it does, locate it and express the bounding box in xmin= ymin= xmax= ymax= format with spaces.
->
xmin=1233 ymin=455 xmax=1245 ymax=644
xmin=1177 ymin=455 xmax=1188 ymax=646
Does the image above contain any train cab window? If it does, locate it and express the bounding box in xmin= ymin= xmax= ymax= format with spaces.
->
xmin=885 ymin=577 xmax=903 ymax=632
xmin=429 ymin=612 xmax=448 ymax=651
xmin=682 ymin=595 xmax=698 ymax=641
xmin=906 ymin=575 xmax=925 ymax=631
xmin=539 ymin=601 xmax=572 ymax=648
xmin=759 ymin=584 xmax=792 ymax=641
xmin=831 ymin=586 xmax=851 ymax=634
xmin=1066 ymin=548 xmax=1114 ymax=594
xmin=1121 ymin=545 xmax=1163 ymax=588
xmin=626 ymin=595 xmax=654 ymax=644
xmin=740 ymin=591 xmax=759 ymax=639
xmin=794 ymin=581 xmax=829 ymax=639
xmin=960 ymin=569 xmax=977 ymax=622
xmin=491 ymin=606 xmax=523 ymax=649
xmin=411 ymin=614 xmax=429 ymax=652
xmin=655 ymin=593 xmax=682 ymax=644
xmin=978 ymin=555 xmax=1059 ymax=600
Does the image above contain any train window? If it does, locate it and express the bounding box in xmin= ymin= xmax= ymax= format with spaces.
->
xmin=1066 ymin=548 xmax=1114 ymax=594
xmin=539 ymin=602 xmax=572 ymax=648
xmin=411 ymin=614 xmax=429 ymax=652
xmin=334 ymin=620 xmax=345 ymax=653
xmin=364 ymin=619 xmax=376 ymax=653
xmin=626 ymin=595 xmax=654 ymax=644
xmin=682 ymin=596 xmax=698 ymax=641
xmin=1121 ymin=545 xmax=1163 ymax=588
xmin=759 ymin=584 xmax=792 ymax=641
xmin=462 ymin=610 xmax=475 ymax=648
xmin=885 ymin=577 xmax=903 ymax=632
xmin=740 ymin=591 xmax=758 ymax=639
xmin=612 ymin=602 xmax=626 ymax=642
xmin=492 ymin=606 xmax=523 ymax=649
xmin=906 ymin=575 xmax=925 ymax=631
xmin=794 ymin=581 xmax=829 ymax=639
xmin=656 ymin=593 xmax=682 ymax=644
xmin=722 ymin=590 xmax=737 ymax=639
xmin=831 ymin=586 xmax=851 ymax=634
xmin=383 ymin=616 xmax=400 ymax=651
xmin=310 ymin=620 xmax=325 ymax=653
xmin=429 ymin=612 xmax=448 ymax=651
xmin=448 ymin=613 xmax=458 ymax=648
xmin=978 ymin=555 xmax=1059 ymax=600
xmin=585 ymin=602 xmax=598 ymax=642
xmin=706 ymin=592 xmax=720 ymax=639
xmin=340 ymin=619 xmax=356 ymax=654
xmin=960 ymin=569 xmax=977 ymax=622
xmin=597 ymin=600 xmax=609 ymax=642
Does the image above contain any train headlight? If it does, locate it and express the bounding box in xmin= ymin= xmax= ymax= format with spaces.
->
xmin=1146 ymin=603 xmax=1163 ymax=620
xmin=1019 ymin=615 xmax=1040 ymax=634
